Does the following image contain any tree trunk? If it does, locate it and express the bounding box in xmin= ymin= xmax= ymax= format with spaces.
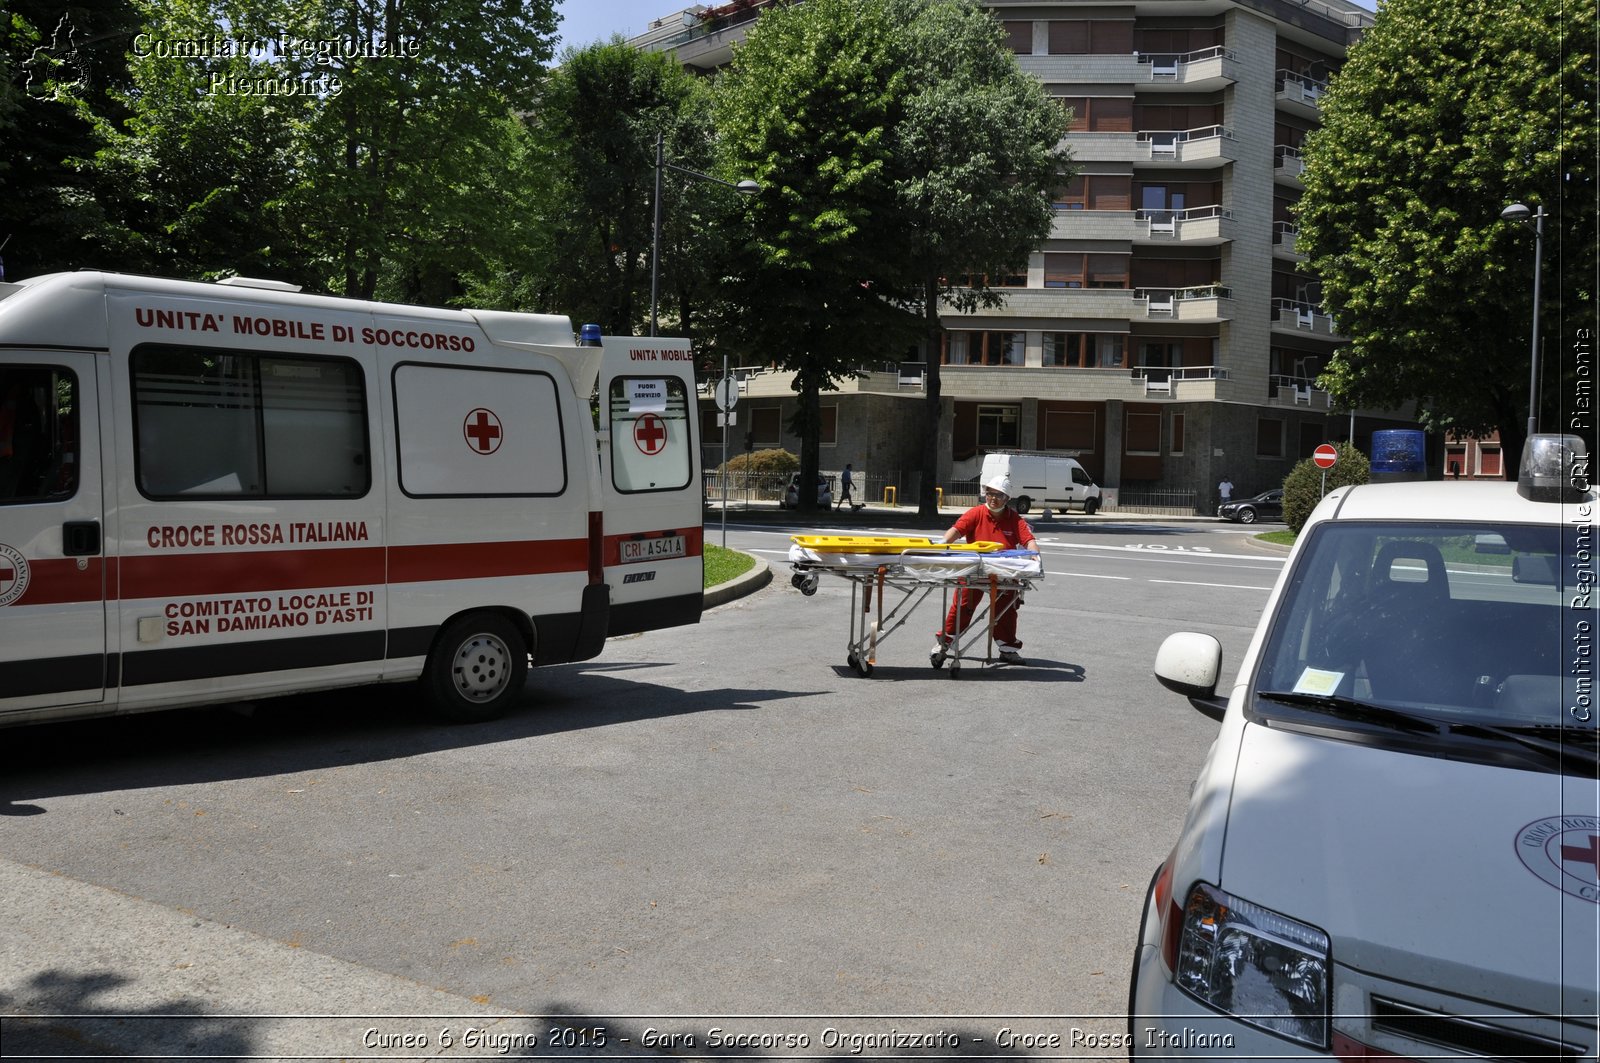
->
xmin=918 ymin=274 xmax=943 ymax=519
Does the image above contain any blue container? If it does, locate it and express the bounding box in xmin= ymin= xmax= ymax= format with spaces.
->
xmin=1370 ymin=429 xmax=1426 ymax=482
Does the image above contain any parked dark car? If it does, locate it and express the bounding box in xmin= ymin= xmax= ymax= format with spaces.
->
xmin=1218 ymin=488 xmax=1283 ymax=524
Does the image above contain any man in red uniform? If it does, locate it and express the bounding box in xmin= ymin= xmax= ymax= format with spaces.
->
xmin=933 ymin=472 xmax=1039 ymax=664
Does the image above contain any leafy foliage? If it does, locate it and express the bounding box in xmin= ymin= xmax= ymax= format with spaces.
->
xmin=1282 ymin=442 xmax=1370 ymax=534
xmin=721 ymin=448 xmax=798 ymax=476
xmin=713 ymin=0 xmax=1068 ymax=514
xmin=1296 ymin=0 xmax=1596 ymax=464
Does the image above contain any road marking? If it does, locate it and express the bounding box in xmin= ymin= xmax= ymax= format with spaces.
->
xmin=1057 ymin=571 xmax=1132 ymax=580
xmin=1040 ymin=541 xmax=1283 ymax=564
xmin=1149 ymin=579 xmax=1273 ymax=591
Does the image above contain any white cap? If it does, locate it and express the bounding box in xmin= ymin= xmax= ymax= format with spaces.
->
xmin=982 ymin=472 xmax=1013 ymax=497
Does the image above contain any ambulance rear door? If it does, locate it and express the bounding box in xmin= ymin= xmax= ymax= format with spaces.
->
xmin=597 ymin=337 xmax=703 ymax=636
xmin=0 ymin=352 xmax=109 ymax=715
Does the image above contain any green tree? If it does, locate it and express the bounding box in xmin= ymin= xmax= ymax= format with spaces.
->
xmin=1296 ymin=0 xmax=1597 ymax=468
xmin=888 ymin=0 xmax=1070 ymax=517
xmin=713 ymin=0 xmax=1067 ymax=514
xmin=713 ymin=0 xmax=916 ymax=512
xmin=1282 ymin=441 xmax=1369 ymax=534
xmin=0 ymin=0 xmax=145 ymax=279
xmin=499 ymin=39 xmax=716 ymax=335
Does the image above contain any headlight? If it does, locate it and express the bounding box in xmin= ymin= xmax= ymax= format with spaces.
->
xmin=1173 ymin=882 xmax=1331 ymax=1048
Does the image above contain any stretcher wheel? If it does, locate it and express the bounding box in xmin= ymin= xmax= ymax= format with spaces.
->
xmin=948 ymin=661 xmax=961 ymax=680
xmin=930 ymin=651 xmax=945 ymax=670
xmin=798 ymin=574 xmax=819 ymax=596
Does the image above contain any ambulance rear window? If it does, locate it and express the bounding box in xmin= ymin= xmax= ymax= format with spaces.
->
xmin=609 ymin=376 xmax=692 ymax=493
xmin=132 ymin=345 xmax=369 ymax=499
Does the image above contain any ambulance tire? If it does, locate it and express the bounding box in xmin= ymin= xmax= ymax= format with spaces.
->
xmin=425 ymin=613 xmax=528 ymax=723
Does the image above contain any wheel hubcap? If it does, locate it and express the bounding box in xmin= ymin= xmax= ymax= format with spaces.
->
xmin=452 ymin=633 xmax=512 ymax=702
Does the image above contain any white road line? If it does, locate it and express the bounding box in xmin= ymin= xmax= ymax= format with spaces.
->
xmin=1057 ymin=571 xmax=1133 ymax=580
xmin=1148 ymin=579 xmax=1273 ymax=591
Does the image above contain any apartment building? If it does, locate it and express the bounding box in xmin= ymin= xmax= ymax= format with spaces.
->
xmin=636 ymin=0 xmax=1413 ymax=507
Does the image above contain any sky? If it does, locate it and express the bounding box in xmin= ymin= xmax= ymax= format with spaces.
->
xmin=551 ymin=0 xmax=1381 ymax=54
xmin=553 ymin=0 xmax=680 ymax=51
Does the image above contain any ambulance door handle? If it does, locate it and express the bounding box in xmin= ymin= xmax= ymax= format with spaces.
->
xmin=62 ymin=520 xmax=101 ymax=557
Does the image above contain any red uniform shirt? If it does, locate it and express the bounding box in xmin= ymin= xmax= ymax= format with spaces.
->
xmin=951 ymin=504 xmax=1035 ymax=550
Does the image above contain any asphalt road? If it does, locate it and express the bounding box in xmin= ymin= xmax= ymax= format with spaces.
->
xmin=1 ymin=516 xmax=1288 ymax=1061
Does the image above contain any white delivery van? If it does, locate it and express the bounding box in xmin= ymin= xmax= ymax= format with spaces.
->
xmin=1130 ymin=435 xmax=1598 ymax=1059
xmin=979 ymin=451 xmax=1101 ymax=515
xmin=0 ymin=271 xmax=704 ymax=726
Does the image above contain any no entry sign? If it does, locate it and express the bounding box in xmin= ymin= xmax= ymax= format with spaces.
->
xmin=1313 ymin=443 xmax=1339 ymax=469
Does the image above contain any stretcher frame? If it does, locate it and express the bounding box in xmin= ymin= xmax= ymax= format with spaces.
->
xmin=788 ymin=543 xmax=1042 ymax=678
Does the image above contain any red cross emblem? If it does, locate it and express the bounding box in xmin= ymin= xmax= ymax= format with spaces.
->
xmin=1561 ymin=835 xmax=1600 ymax=878
xmin=0 ymin=543 xmax=28 ymax=607
xmin=634 ymin=413 xmax=668 ymax=456
xmin=463 ymin=408 xmax=503 ymax=454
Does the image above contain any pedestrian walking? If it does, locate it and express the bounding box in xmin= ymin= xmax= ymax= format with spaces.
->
xmin=837 ymin=463 xmax=854 ymax=509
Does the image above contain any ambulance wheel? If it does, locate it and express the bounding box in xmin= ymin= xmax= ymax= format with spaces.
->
xmin=425 ymin=613 xmax=527 ymax=722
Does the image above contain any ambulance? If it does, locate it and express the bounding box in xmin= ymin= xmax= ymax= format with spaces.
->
xmin=0 ymin=271 xmax=704 ymax=726
xmin=1130 ymin=434 xmax=1598 ymax=1058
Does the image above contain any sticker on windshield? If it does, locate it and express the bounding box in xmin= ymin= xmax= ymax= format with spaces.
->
xmin=1292 ymin=667 xmax=1344 ymax=696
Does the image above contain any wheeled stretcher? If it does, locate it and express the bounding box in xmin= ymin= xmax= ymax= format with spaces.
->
xmin=787 ymin=535 xmax=1044 ymax=678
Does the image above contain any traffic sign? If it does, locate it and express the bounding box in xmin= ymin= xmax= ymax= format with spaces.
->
xmin=1313 ymin=443 xmax=1339 ymax=469
xmin=715 ymin=375 xmax=738 ymax=412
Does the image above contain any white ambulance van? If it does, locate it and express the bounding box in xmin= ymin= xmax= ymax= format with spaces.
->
xmin=0 ymin=271 xmax=704 ymax=726
xmin=979 ymin=451 xmax=1101 ymax=515
xmin=1131 ymin=435 xmax=1598 ymax=1058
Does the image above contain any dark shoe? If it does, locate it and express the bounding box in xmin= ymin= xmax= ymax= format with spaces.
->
xmin=998 ymin=650 xmax=1025 ymax=665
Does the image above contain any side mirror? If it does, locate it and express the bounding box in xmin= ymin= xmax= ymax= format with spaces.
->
xmin=1154 ymin=632 xmax=1228 ymax=722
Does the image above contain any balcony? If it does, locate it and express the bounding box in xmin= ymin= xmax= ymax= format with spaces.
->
xmin=1276 ymin=70 xmax=1328 ymax=120
xmin=1274 ymin=145 xmax=1306 ymax=189
xmin=1049 ymin=209 xmax=1139 ymax=241
xmin=1136 ymin=47 xmax=1239 ymax=93
xmin=1138 ymin=126 xmax=1239 ymax=168
xmin=1135 ymin=205 xmax=1234 ymax=246
xmin=1271 ymin=298 xmax=1342 ymax=339
xmin=1137 ymin=285 xmax=1234 ymax=323
xmin=960 ymin=287 xmax=1142 ymax=319
xmin=1269 ymin=374 xmax=1332 ymax=409
xmin=1133 ymin=364 xmax=1229 ymax=400
xmin=1272 ymin=221 xmax=1306 ymax=261
xmin=1016 ymin=52 xmax=1146 ymax=84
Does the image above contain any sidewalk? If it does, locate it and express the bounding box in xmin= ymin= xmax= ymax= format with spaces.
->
xmin=0 ymin=860 xmax=640 ymax=1060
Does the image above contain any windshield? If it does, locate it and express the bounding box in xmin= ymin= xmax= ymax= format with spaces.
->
xmin=1255 ymin=521 xmax=1595 ymax=737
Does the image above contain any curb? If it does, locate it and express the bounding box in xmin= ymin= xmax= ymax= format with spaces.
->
xmin=703 ymin=557 xmax=772 ymax=610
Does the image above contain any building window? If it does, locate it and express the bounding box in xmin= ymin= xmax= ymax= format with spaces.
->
xmin=1055 ymin=174 xmax=1132 ymax=210
xmin=751 ymin=406 xmax=782 ymax=448
xmin=1047 ymin=19 xmax=1133 ymax=55
xmin=1002 ymin=20 xmax=1032 ymax=53
xmin=1126 ymin=411 xmax=1161 ymax=455
xmin=820 ymin=405 xmax=838 ymax=446
xmin=1478 ymin=444 xmax=1502 ymax=478
xmin=942 ymin=331 xmax=1025 ymax=366
xmin=1446 ymin=444 xmax=1467 ymax=478
xmin=1171 ymin=413 xmax=1185 ymax=455
xmin=1044 ymin=332 xmax=1125 ymax=368
xmin=1043 ymin=409 xmax=1096 ymax=453
xmin=1044 ymin=253 xmax=1129 ymax=289
xmin=977 ymin=405 xmax=1020 ymax=449
xmin=701 ymin=407 xmax=724 ymax=445
xmin=1256 ymin=416 xmax=1285 ymax=458
xmin=1056 ymin=96 xmax=1134 ymax=133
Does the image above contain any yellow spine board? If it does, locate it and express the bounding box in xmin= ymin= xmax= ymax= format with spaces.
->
xmin=791 ymin=535 xmax=1002 ymax=554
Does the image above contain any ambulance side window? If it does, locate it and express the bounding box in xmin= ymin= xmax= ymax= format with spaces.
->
xmin=132 ymin=345 xmax=369 ymax=499
xmin=609 ymin=377 xmax=692 ymax=493
xmin=0 ymin=365 xmax=77 ymax=504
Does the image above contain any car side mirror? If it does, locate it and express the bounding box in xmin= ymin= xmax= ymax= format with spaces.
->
xmin=1154 ymin=631 xmax=1228 ymax=722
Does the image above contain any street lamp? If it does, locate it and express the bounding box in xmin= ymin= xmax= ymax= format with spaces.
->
xmin=1501 ymin=201 xmax=1545 ymax=439
xmin=649 ymin=129 xmax=759 ymax=337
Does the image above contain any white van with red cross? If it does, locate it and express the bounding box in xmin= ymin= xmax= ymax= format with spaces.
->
xmin=0 ymin=271 xmax=704 ymax=726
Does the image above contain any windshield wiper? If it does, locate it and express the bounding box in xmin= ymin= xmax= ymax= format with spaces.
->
xmin=1256 ymin=690 xmax=1442 ymax=735
xmin=1450 ymin=721 xmax=1600 ymax=770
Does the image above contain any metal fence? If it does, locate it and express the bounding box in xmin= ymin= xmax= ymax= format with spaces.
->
xmin=1114 ymin=489 xmax=1202 ymax=516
